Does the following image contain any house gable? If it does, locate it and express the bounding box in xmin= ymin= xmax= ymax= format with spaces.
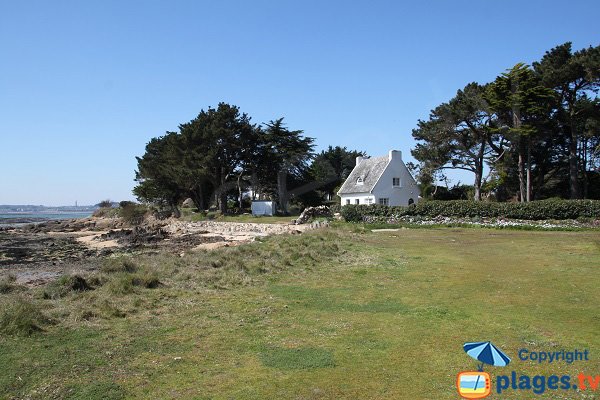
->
xmin=338 ymin=149 xmax=420 ymax=206
xmin=337 ymin=156 xmax=389 ymax=195
xmin=371 ymin=151 xmax=419 ymax=206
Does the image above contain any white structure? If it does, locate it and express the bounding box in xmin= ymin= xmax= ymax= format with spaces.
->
xmin=337 ymin=150 xmax=420 ymax=206
xmin=251 ymin=200 xmax=276 ymax=216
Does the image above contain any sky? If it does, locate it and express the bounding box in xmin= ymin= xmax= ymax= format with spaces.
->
xmin=1 ymin=0 xmax=598 ymax=206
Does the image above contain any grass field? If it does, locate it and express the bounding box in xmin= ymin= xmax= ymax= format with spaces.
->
xmin=1 ymin=226 xmax=599 ymax=399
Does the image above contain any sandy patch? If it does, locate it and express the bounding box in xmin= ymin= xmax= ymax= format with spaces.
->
xmin=75 ymin=231 xmax=120 ymax=249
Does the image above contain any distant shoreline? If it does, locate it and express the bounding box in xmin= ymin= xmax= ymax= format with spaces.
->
xmin=0 ymin=211 xmax=94 ymax=227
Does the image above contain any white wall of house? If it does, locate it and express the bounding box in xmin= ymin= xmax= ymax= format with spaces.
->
xmin=251 ymin=200 xmax=276 ymax=216
xmin=371 ymin=151 xmax=420 ymax=206
xmin=339 ymin=192 xmax=375 ymax=205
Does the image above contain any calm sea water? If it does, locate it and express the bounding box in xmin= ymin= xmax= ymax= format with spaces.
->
xmin=0 ymin=211 xmax=94 ymax=226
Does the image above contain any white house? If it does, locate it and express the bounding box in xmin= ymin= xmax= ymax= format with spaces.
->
xmin=337 ymin=150 xmax=420 ymax=206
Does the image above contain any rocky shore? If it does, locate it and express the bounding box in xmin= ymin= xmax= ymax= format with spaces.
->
xmin=0 ymin=216 xmax=311 ymax=287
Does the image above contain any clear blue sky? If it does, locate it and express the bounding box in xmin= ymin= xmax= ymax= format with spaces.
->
xmin=1 ymin=0 xmax=598 ymax=206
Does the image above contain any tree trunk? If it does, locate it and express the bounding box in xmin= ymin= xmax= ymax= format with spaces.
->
xmin=277 ymin=170 xmax=288 ymax=215
xmin=473 ymin=139 xmax=486 ymax=201
xmin=473 ymin=170 xmax=482 ymax=202
xmin=518 ymin=139 xmax=526 ymax=203
xmin=217 ymin=172 xmax=228 ymax=214
xmin=582 ymin=137 xmax=589 ymax=199
xmin=568 ymin=115 xmax=580 ymax=199
xmin=219 ymin=192 xmax=227 ymax=214
xmin=512 ymin=77 xmax=526 ymax=202
xmin=190 ymin=183 xmax=204 ymax=211
xmin=526 ymin=138 xmax=532 ymax=202
xmin=237 ymin=170 xmax=244 ymax=210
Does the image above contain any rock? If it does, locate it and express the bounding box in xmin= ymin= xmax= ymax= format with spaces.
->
xmin=182 ymin=198 xmax=195 ymax=208
xmin=294 ymin=206 xmax=332 ymax=225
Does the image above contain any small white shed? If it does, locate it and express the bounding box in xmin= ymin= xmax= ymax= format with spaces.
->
xmin=251 ymin=200 xmax=276 ymax=216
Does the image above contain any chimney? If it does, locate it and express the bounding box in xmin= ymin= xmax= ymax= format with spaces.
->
xmin=356 ymin=156 xmax=364 ymax=166
xmin=389 ymin=150 xmax=401 ymax=161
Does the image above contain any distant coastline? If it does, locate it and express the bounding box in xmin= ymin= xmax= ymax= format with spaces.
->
xmin=0 ymin=205 xmax=96 ymax=226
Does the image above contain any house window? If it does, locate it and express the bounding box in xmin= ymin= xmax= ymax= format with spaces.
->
xmin=355 ymin=199 xmax=360 ymax=205
xmin=379 ymin=198 xmax=389 ymax=206
xmin=356 ymin=177 xmax=364 ymax=185
xmin=346 ymin=199 xmax=350 ymax=205
xmin=366 ymin=198 xmax=373 ymax=205
xmin=393 ymin=177 xmax=401 ymax=187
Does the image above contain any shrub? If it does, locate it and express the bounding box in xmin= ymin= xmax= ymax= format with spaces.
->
xmin=98 ymin=199 xmax=113 ymax=208
xmin=105 ymin=271 xmax=161 ymax=295
xmin=101 ymin=257 xmax=138 ymax=274
xmin=92 ymin=207 xmax=119 ymax=218
xmin=119 ymin=203 xmax=148 ymax=226
xmin=43 ymin=275 xmax=92 ymax=299
xmin=340 ymin=200 xmax=600 ymax=222
xmin=0 ymin=296 xmax=49 ymax=336
xmin=131 ymin=270 xmax=161 ymax=289
xmin=0 ymin=274 xmax=19 ymax=294
xmin=330 ymin=204 xmax=342 ymax=214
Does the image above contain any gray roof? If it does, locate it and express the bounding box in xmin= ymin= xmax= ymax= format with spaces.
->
xmin=338 ymin=156 xmax=389 ymax=194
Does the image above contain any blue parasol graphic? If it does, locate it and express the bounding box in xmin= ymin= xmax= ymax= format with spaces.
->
xmin=463 ymin=341 xmax=511 ymax=392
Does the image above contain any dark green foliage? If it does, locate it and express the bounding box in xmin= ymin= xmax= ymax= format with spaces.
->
xmin=412 ymin=43 xmax=600 ymax=201
xmin=306 ymin=146 xmax=365 ymax=203
xmin=133 ymin=104 xmax=315 ymax=214
xmin=340 ymin=200 xmax=600 ymax=222
xmin=262 ymin=118 xmax=315 ymax=213
xmin=412 ymin=82 xmax=494 ymax=201
xmin=0 ymin=296 xmax=49 ymax=336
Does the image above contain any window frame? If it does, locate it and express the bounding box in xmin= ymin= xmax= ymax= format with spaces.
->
xmin=379 ymin=198 xmax=389 ymax=206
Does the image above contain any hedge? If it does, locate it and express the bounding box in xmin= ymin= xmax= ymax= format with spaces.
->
xmin=340 ymin=200 xmax=600 ymax=222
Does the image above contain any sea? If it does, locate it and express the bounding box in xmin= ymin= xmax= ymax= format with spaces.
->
xmin=0 ymin=211 xmax=94 ymax=227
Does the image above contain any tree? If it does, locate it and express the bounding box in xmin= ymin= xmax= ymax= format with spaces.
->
xmin=309 ymin=146 xmax=366 ymax=202
xmin=533 ymin=43 xmax=600 ymax=198
xmin=487 ymin=63 xmax=556 ymax=202
xmin=411 ymin=83 xmax=495 ymax=201
xmin=262 ymin=119 xmax=315 ymax=214
xmin=133 ymin=104 xmax=316 ymax=215
xmin=177 ymin=103 xmax=257 ymax=213
xmin=133 ymin=133 xmax=185 ymax=216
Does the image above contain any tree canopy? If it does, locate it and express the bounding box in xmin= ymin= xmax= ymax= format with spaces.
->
xmin=412 ymin=42 xmax=600 ymax=201
xmin=134 ymin=103 xmax=319 ymax=214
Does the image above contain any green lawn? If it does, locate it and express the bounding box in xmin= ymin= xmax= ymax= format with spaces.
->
xmin=1 ymin=227 xmax=599 ymax=399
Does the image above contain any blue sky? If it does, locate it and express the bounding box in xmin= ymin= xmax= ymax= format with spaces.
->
xmin=1 ymin=0 xmax=598 ymax=206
